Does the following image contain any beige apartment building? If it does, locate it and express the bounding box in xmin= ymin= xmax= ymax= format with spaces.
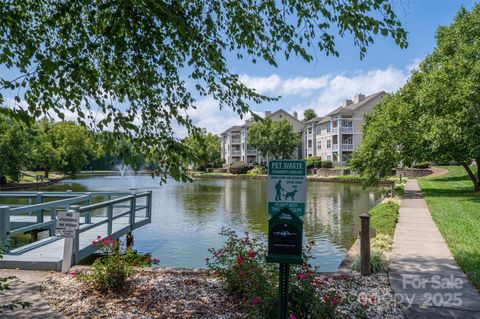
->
xmin=303 ymin=91 xmax=386 ymax=164
xmin=220 ymin=109 xmax=305 ymax=165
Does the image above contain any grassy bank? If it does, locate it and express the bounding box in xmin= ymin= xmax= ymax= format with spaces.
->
xmin=418 ymin=166 xmax=480 ymax=290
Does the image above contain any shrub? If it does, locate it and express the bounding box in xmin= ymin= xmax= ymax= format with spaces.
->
xmin=321 ymin=160 xmax=333 ymax=168
xmin=229 ymin=161 xmax=249 ymax=174
xmin=371 ymin=234 xmax=393 ymax=252
xmin=305 ymin=156 xmax=321 ymax=169
xmin=369 ymin=202 xmax=399 ymax=237
xmin=413 ymin=162 xmax=430 ymax=169
xmin=351 ymin=249 xmax=389 ymax=273
xmin=247 ymin=165 xmax=266 ymax=176
xmin=207 ymin=229 xmax=340 ymax=319
xmin=78 ymin=236 xmax=159 ymax=291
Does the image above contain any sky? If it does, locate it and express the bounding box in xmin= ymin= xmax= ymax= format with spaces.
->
xmin=189 ymin=0 xmax=478 ymax=135
xmin=1 ymin=1 xmax=478 ymax=136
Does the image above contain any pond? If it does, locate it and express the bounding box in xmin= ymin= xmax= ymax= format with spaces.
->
xmin=47 ymin=175 xmax=383 ymax=272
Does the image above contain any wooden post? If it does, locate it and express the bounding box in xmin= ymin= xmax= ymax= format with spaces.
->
xmin=126 ymin=232 xmax=134 ymax=248
xmin=360 ymin=214 xmax=371 ymax=276
xmin=107 ymin=204 xmax=113 ymax=236
xmin=391 ymin=181 xmax=395 ymax=198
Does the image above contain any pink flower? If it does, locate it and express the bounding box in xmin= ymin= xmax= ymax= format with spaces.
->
xmin=68 ymin=271 xmax=78 ymax=276
xmin=214 ymin=252 xmax=224 ymax=258
xmin=91 ymin=240 xmax=97 ymax=245
xmin=152 ymin=258 xmax=160 ymax=265
xmin=289 ymin=315 xmax=297 ymax=319
xmin=96 ymin=235 xmax=101 ymax=239
xmin=314 ymin=279 xmax=321 ymax=285
xmin=306 ymin=269 xmax=314 ymax=274
xmin=236 ymin=256 xmax=245 ymax=265
xmin=324 ymin=296 xmax=331 ymax=302
xmin=247 ymin=251 xmax=256 ymax=258
xmin=332 ymin=300 xmax=339 ymax=305
xmin=251 ymin=297 xmax=259 ymax=305
xmin=297 ymin=273 xmax=306 ymax=280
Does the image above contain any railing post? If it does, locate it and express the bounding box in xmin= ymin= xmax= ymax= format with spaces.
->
xmin=36 ymin=192 xmax=44 ymax=223
xmin=129 ymin=195 xmax=136 ymax=230
xmin=70 ymin=205 xmax=81 ymax=262
xmin=107 ymin=203 xmax=113 ymax=236
xmin=50 ymin=207 xmax=57 ymax=236
xmin=147 ymin=191 xmax=152 ymax=221
xmin=360 ymin=214 xmax=371 ymax=276
xmin=84 ymin=192 xmax=92 ymax=224
xmin=0 ymin=206 xmax=10 ymax=245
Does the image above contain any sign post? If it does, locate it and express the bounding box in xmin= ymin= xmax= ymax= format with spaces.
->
xmin=266 ymin=160 xmax=306 ymax=319
xmin=56 ymin=209 xmax=80 ymax=273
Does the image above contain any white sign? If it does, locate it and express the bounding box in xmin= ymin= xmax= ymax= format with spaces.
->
xmin=59 ymin=228 xmax=75 ymax=238
xmin=56 ymin=211 xmax=80 ymax=230
xmin=267 ymin=160 xmax=306 ymax=217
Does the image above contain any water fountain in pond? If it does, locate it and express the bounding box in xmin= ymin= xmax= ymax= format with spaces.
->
xmin=115 ymin=162 xmax=141 ymax=190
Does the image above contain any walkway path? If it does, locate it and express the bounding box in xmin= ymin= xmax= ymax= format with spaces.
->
xmin=389 ymin=179 xmax=480 ymax=319
xmin=0 ymin=269 xmax=64 ymax=319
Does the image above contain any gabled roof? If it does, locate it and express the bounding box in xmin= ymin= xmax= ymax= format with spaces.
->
xmin=269 ymin=108 xmax=304 ymax=126
xmin=326 ymin=91 xmax=386 ymax=117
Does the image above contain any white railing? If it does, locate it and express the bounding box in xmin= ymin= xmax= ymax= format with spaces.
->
xmin=341 ymin=144 xmax=354 ymax=150
xmin=332 ymin=144 xmax=338 ymax=150
xmin=340 ymin=127 xmax=353 ymax=133
xmin=230 ymin=138 xmax=241 ymax=144
xmin=246 ymin=149 xmax=257 ymax=155
xmin=231 ymin=150 xmax=241 ymax=156
xmin=331 ymin=128 xmax=338 ymax=134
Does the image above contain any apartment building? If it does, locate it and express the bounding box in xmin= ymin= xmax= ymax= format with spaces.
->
xmin=304 ymin=91 xmax=386 ymax=164
xmin=220 ymin=109 xmax=305 ymax=165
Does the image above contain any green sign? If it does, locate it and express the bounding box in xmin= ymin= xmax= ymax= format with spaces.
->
xmin=266 ymin=207 xmax=303 ymax=264
xmin=267 ymin=160 xmax=306 ymax=217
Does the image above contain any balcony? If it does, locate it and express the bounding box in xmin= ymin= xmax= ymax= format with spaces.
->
xmin=332 ymin=144 xmax=338 ymax=151
xmin=331 ymin=127 xmax=338 ymax=134
xmin=246 ymin=149 xmax=257 ymax=155
xmin=341 ymin=144 xmax=354 ymax=150
xmin=340 ymin=127 xmax=353 ymax=133
xmin=231 ymin=150 xmax=241 ymax=156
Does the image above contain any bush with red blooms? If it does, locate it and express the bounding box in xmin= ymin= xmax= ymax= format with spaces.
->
xmin=207 ymin=228 xmax=341 ymax=318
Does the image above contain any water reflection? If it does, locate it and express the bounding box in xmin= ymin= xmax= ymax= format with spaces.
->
xmin=42 ymin=176 xmax=382 ymax=271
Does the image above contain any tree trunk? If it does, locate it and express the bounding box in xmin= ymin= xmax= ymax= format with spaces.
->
xmin=44 ymin=168 xmax=50 ymax=179
xmin=461 ymin=161 xmax=479 ymax=192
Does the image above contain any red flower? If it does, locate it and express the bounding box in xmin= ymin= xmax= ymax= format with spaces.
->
xmin=152 ymin=258 xmax=160 ymax=265
xmin=236 ymin=256 xmax=245 ymax=265
xmin=332 ymin=300 xmax=339 ymax=305
xmin=314 ymin=279 xmax=321 ymax=285
xmin=247 ymin=251 xmax=256 ymax=258
xmin=306 ymin=269 xmax=314 ymax=274
xmin=297 ymin=273 xmax=306 ymax=280
xmin=323 ymin=296 xmax=331 ymax=302
xmin=251 ymin=297 xmax=259 ymax=305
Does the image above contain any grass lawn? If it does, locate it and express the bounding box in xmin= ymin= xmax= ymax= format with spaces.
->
xmin=418 ymin=166 xmax=480 ymax=290
xmin=369 ymin=202 xmax=400 ymax=238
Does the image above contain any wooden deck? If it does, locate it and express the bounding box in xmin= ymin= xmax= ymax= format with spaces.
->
xmin=0 ymin=191 xmax=152 ymax=271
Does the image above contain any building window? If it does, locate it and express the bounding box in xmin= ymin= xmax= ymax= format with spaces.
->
xmin=316 ymin=140 xmax=321 ymax=150
xmin=327 ymin=155 xmax=331 ymax=161
xmin=327 ymin=123 xmax=331 ymax=133
xmin=315 ymin=126 xmax=321 ymax=134
xmin=308 ymin=140 xmax=312 ymax=148
xmin=327 ymin=140 xmax=331 ymax=148
xmin=242 ymin=143 xmax=244 ymax=150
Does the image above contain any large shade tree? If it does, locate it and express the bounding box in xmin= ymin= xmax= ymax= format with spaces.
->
xmin=248 ymin=118 xmax=301 ymax=159
xmin=183 ymin=130 xmax=221 ymax=171
xmin=0 ymin=0 xmax=407 ymax=182
xmin=351 ymin=5 xmax=480 ymax=191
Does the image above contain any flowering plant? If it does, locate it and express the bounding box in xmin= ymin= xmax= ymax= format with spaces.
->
xmin=79 ymin=235 xmax=159 ymax=291
xmin=207 ymin=229 xmax=341 ymax=318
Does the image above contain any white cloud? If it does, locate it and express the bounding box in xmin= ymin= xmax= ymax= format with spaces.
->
xmin=239 ymin=74 xmax=330 ymax=97
xmin=312 ymin=66 xmax=408 ymax=114
xmin=406 ymin=58 xmax=422 ymax=73
xmin=239 ymin=74 xmax=281 ymax=94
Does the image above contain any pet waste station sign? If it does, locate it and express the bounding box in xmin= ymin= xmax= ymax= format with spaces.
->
xmin=266 ymin=160 xmax=306 ymax=319
xmin=267 ymin=160 xmax=306 ymax=217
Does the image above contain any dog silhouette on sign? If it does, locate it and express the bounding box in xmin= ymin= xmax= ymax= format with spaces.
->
xmin=284 ymin=189 xmax=298 ymax=201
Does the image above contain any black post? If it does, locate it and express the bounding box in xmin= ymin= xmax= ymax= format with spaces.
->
xmin=278 ymin=263 xmax=290 ymax=319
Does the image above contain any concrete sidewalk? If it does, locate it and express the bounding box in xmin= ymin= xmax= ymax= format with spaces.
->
xmin=0 ymin=269 xmax=64 ymax=318
xmin=389 ymin=179 xmax=480 ymax=319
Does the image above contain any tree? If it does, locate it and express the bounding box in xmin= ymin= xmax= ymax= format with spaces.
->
xmin=248 ymin=118 xmax=301 ymax=159
xmin=351 ymin=5 xmax=480 ymax=191
xmin=0 ymin=115 xmax=31 ymax=183
xmin=303 ymin=108 xmax=317 ymax=122
xmin=32 ymin=120 xmax=61 ymax=178
xmin=0 ymin=1 xmax=407 ymax=183
xmin=183 ymin=130 xmax=221 ymax=171
xmin=50 ymin=122 xmax=102 ymax=176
